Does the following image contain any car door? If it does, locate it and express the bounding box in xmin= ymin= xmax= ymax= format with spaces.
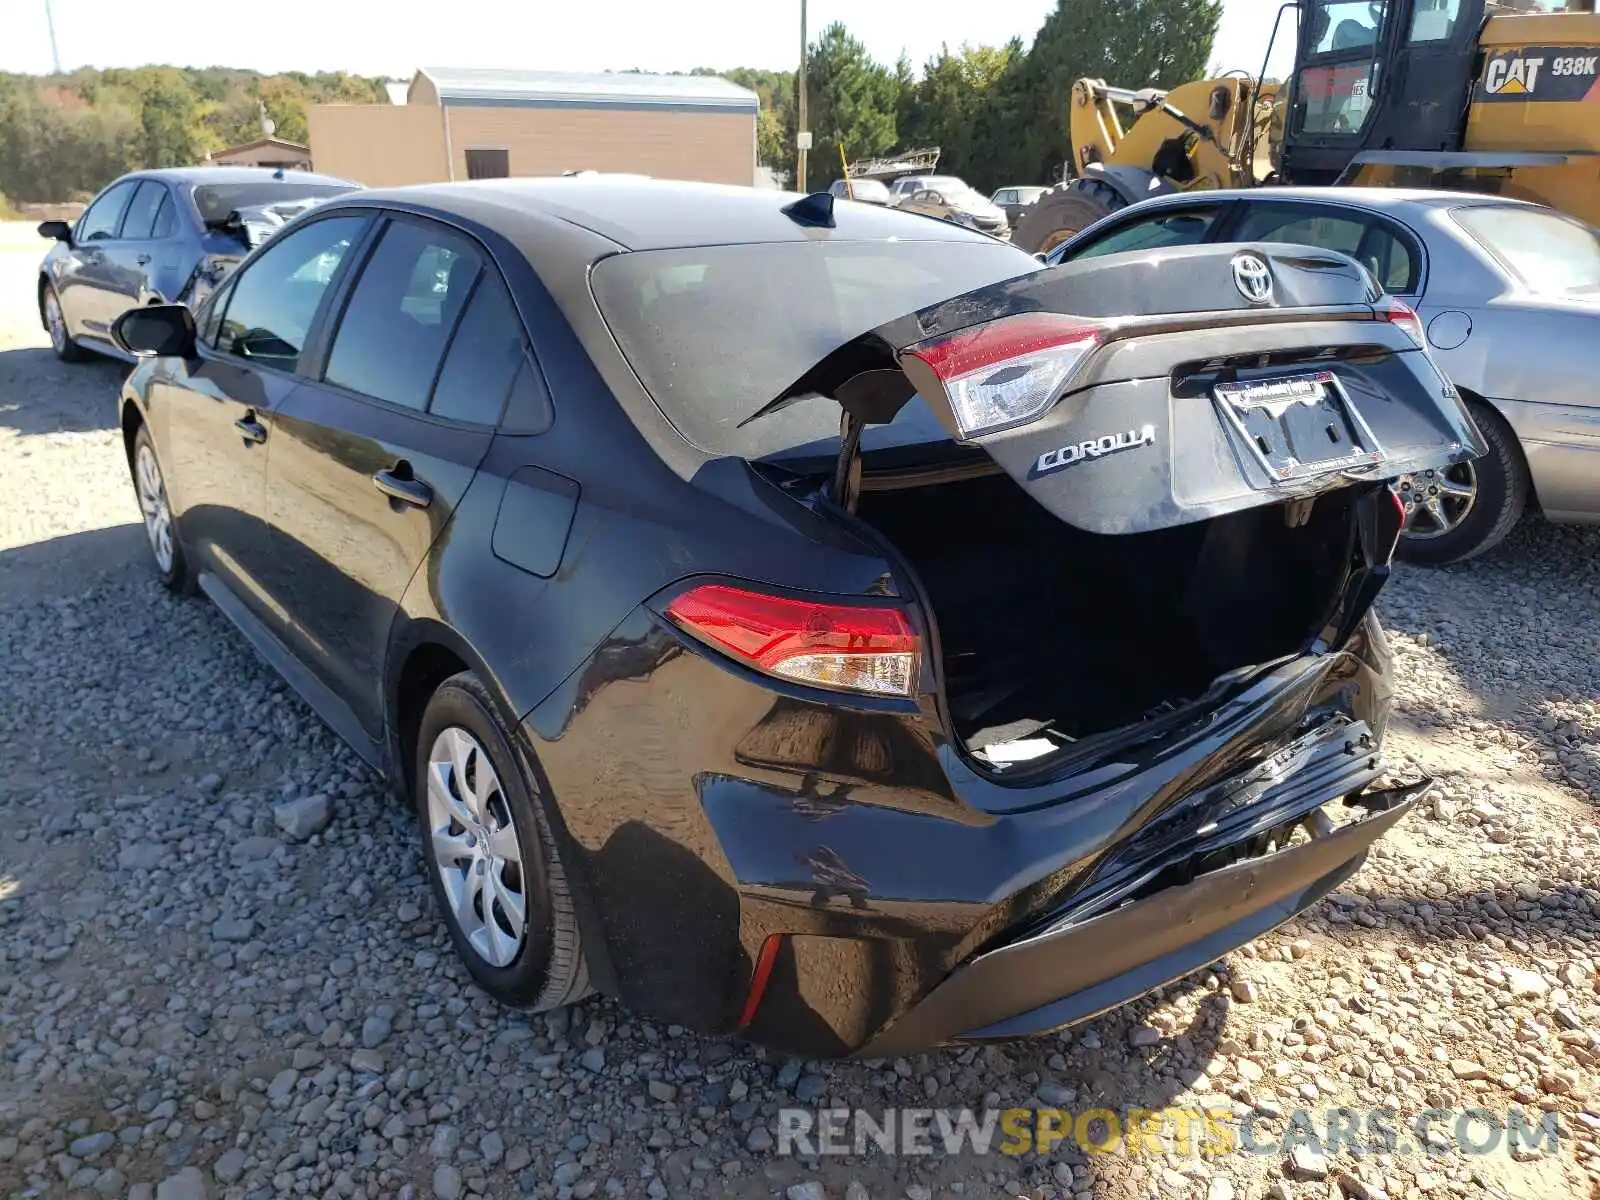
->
xmin=106 ymin=182 xmax=185 ymax=315
xmin=262 ymin=213 xmax=510 ymax=738
xmin=154 ymin=213 xmax=371 ymax=633
xmin=54 ymin=179 xmax=139 ymax=341
xmin=100 ymin=181 xmax=171 ymax=321
xmin=1220 ymin=200 xmax=1423 ymax=299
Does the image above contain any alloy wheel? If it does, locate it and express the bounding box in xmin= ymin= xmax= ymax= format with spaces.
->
xmin=44 ymin=289 xmax=67 ymax=354
xmin=135 ymin=443 xmax=174 ymax=573
xmin=1394 ymin=464 xmax=1476 ymax=539
xmin=426 ymin=726 xmax=527 ymax=967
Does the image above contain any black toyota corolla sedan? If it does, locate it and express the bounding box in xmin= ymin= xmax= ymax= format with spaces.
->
xmin=112 ymin=177 xmax=1481 ymax=1058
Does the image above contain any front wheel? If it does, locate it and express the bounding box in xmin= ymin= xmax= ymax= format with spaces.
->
xmin=415 ymin=672 xmax=590 ymax=1011
xmin=1394 ymin=400 xmax=1529 ymax=566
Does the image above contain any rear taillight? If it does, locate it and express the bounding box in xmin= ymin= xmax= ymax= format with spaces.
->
xmin=1377 ymin=298 xmax=1426 ymax=349
xmin=664 ymin=583 xmax=919 ymax=697
xmin=900 ymin=312 xmax=1104 ymax=440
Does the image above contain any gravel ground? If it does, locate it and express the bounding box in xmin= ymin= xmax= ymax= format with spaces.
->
xmin=2 ymin=220 xmax=1599 ymax=1200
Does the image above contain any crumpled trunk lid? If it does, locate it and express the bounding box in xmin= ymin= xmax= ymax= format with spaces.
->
xmin=757 ymin=242 xmax=1485 ymax=534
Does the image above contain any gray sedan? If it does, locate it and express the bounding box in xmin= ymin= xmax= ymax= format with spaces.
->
xmin=37 ymin=166 xmax=358 ymax=364
xmin=1050 ymin=187 xmax=1600 ymax=564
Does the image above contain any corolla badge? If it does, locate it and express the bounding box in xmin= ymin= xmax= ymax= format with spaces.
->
xmin=1033 ymin=424 xmax=1157 ymax=476
xmin=1231 ymin=252 xmax=1274 ymax=304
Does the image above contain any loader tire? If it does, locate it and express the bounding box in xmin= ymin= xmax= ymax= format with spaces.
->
xmin=1012 ymin=185 xmax=1121 ymax=256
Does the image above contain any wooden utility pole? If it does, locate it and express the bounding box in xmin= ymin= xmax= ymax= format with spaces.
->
xmin=796 ymin=0 xmax=809 ymax=190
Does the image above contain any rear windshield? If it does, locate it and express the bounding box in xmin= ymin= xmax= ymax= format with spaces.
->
xmin=1452 ymin=206 xmax=1600 ymax=296
xmin=191 ymin=182 xmax=357 ymax=226
xmin=590 ymin=239 xmax=1036 ymax=460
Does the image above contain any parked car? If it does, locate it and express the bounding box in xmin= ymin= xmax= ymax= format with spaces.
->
xmin=37 ymin=166 xmax=359 ymax=364
xmin=1049 ymin=186 xmax=1600 ymax=564
xmin=827 ymin=178 xmax=891 ymax=205
xmin=893 ymin=177 xmax=1009 ymax=237
xmin=113 ymin=177 xmax=1474 ymax=1057
xmin=991 ymin=185 xmax=1047 ymax=226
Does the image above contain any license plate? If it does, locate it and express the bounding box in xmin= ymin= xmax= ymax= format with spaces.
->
xmin=1213 ymin=371 xmax=1386 ymax=484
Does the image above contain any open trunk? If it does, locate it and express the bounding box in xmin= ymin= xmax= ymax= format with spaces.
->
xmin=857 ymin=469 xmax=1365 ymax=763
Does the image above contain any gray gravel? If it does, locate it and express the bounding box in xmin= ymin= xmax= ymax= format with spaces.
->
xmin=3 ymin=221 xmax=1599 ymax=1199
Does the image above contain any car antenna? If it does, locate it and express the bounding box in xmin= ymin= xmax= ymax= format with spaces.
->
xmin=781 ymin=191 xmax=835 ymax=228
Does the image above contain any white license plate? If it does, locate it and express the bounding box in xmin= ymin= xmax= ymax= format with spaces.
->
xmin=1214 ymin=370 xmax=1386 ymax=483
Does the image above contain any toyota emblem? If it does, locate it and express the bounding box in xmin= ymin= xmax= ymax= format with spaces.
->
xmin=1231 ymin=253 xmax=1274 ymax=304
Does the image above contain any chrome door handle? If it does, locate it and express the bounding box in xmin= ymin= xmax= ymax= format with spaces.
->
xmin=234 ymin=413 xmax=267 ymax=444
xmin=373 ymin=464 xmax=433 ymax=509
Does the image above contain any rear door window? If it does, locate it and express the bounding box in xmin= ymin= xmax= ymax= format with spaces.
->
xmin=215 ymin=215 xmax=367 ymax=370
xmin=324 ymin=218 xmax=484 ymax=411
xmin=427 ymin=272 xmax=524 ymax=425
xmin=119 ymin=182 xmax=169 ymax=241
xmin=1232 ymin=203 xmax=1419 ymax=292
xmin=149 ymin=193 xmax=177 ymax=239
xmin=1069 ymin=208 xmax=1222 ymax=260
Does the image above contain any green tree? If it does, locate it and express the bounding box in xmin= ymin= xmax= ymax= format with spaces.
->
xmin=1008 ymin=0 xmax=1222 ymax=184
xmin=803 ymin=22 xmax=899 ymax=190
xmin=899 ymin=42 xmax=1018 ymax=191
xmin=118 ymin=68 xmax=203 ymax=167
xmin=257 ymin=75 xmax=310 ymax=144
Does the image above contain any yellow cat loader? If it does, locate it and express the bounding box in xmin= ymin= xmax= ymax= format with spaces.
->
xmin=1013 ymin=0 xmax=1600 ymax=254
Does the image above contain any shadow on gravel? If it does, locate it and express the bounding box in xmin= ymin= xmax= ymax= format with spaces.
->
xmin=0 ymin=346 xmax=126 ymax=435
xmin=1378 ymin=519 xmax=1600 ymax=771
xmin=0 ymin=522 xmax=148 ymax=605
xmin=1336 ymin=880 xmax=1597 ymax=950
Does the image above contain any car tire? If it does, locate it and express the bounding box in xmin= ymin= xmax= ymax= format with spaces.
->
xmin=414 ymin=672 xmax=590 ymax=1011
xmin=1395 ymin=400 xmax=1529 ymax=566
xmin=130 ymin=425 xmax=196 ymax=594
xmin=1011 ymin=182 xmax=1124 ymax=255
xmin=41 ymin=282 xmax=90 ymax=362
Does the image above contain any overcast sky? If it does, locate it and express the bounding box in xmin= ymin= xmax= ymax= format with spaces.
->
xmin=2 ymin=0 xmax=1298 ymax=83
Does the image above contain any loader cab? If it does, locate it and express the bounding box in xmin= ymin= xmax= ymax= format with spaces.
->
xmin=1278 ymin=0 xmax=1487 ymax=183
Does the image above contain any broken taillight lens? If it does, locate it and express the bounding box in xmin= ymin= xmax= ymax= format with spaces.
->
xmin=900 ymin=312 xmax=1104 ymax=440
xmin=664 ymin=583 xmax=919 ymax=698
xmin=1377 ymin=298 xmax=1426 ymax=349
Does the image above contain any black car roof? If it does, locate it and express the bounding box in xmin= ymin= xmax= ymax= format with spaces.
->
xmin=348 ymin=176 xmax=1003 ymax=252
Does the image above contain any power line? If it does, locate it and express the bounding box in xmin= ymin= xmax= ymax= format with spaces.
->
xmin=43 ymin=0 xmax=62 ymax=74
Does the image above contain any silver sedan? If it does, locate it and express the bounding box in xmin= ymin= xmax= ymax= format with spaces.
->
xmin=1050 ymin=187 xmax=1600 ymax=564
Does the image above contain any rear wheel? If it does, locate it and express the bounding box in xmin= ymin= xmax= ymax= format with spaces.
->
xmin=415 ymin=672 xmax=589 ymax=1010
xmin=1011 ymin=181 xmax=1123 ymax=255
xmin=41 ymin=282 xmax=90 ymax=362
xmin=1394 ymin=400 xmax=1528 ymax=565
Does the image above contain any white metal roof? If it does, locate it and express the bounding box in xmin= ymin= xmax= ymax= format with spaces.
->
xmin=415 ymin=68 xmax=758 ymax=113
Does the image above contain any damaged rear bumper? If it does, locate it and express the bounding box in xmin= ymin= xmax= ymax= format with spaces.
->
xmin=855 ymin=778 xmax=1428 ymax=1059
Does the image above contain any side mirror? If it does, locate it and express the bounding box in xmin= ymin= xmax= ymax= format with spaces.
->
xmin=1034 ymin=252 xmax=1050 ymax=264
xmin=38 ymin=220 xmax=72 ymax=244
xmin=112 ymin=304 xmax=196 ymax=359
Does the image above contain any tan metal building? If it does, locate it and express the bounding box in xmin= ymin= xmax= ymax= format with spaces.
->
xmin=208 ymin=137 xmax=313 ymax=171
xmin=309 ymin=67 xmax=759 ymax=188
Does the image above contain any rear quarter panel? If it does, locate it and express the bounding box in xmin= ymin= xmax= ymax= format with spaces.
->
xmin=1428 ymin=302 xmax=1600 ymax=520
